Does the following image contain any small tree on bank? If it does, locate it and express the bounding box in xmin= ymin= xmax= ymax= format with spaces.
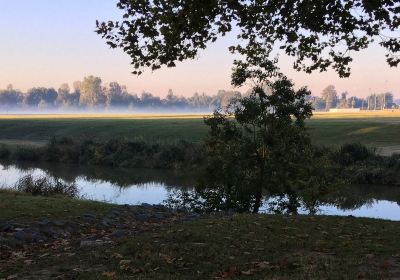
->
xmin=204 ymin=78 xmax=313 ymax=212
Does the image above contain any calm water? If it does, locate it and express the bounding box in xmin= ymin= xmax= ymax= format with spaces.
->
xmin=1 ymin=161 xmax=400 ymax=221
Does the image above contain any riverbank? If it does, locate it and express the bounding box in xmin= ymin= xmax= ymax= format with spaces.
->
xmin=1 ymin=190 xmax=400 ymax=279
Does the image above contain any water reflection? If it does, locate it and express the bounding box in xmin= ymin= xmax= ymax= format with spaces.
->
xmin=165 ymin=185 xmax=400 ymax=221
xmin=1 ymin=161 xmax=400 ymax=220
xmin=0 ymin=160 xmax=196 ymax=189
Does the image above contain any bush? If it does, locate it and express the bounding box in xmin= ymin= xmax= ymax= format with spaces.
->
xmin=14 ymin=174 xmax=79 ymax=198
xmin=333 ymin=143 xmax=376 ymax=166
xmin=0 ymin=144 xmax=11 ymax=159
xmin=11 ymin=146 xmax=41 ymax=161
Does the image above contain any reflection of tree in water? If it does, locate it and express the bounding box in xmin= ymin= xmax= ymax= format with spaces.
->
xmin=166 ymin=183 xmax=400 ymax=215
xmin=166 ymin=186 xmax=323 ymax=215
xmin=0 ymin=160 xmax=196 ymax=190
xmin=324 ymin=184 xmax=400 ymax=211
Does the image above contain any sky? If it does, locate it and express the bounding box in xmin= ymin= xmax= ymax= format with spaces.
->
xmin=0 ymin=0 xmax=399 ymax=98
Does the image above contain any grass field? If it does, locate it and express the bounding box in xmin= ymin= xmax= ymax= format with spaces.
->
xmin=0 ymin=111 xmax=400 ymax=154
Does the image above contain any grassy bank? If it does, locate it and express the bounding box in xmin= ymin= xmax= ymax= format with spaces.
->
xmin=1 ymin=191 xmax=400 ymax=279
xmin=1 ymin=113 xmax=400 ymax=154
xmin=0 ymin=189 xmax=112 ymax=221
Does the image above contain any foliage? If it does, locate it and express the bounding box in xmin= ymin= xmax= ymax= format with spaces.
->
xmin=97 ymin=1 xmax=400 ymax=78
xmin=201 ymin=78 xmax=319 ymax=213
xmin=0 ymin=137 xmax=204 ymax=170
xmin=321 ymin=85 xmax=338 ymax=111
xmin=333 ymin=143 xmax=377 ymax=166
xmin=13 ymin=174 xmax=79 ymax=198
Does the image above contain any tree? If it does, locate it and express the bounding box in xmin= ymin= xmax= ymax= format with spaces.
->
xmin=96 ymin=1 xmax=400 ymax=79
xmin=203 ymin=78 xmax=313 ymax=213
xmin=0 ymin=84 xmax=23 ymax=107
xmin=105 ymin=82 xmax=130 ymax=107
xmin=79 ymin=76 xmax=106 ymax=107
xmin=338 ymin=91 xmax=349 ymax=109
xmin=321 ymin=85 xmax=338 ymax=111
xmin=310 ymin=96 xmax=326 ymax=111
xmin=25 ymin=87 xmax=58 ymax=108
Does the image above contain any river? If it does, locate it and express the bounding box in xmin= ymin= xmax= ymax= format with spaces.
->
xmin=1 ymin=161 xmax=400 ymax=221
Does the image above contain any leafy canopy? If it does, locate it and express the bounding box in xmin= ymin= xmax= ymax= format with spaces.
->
xmin=96 ymin=0 xmax=400 ymax=78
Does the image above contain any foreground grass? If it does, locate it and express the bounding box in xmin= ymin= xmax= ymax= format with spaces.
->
xmin=112 ymin=215 xmax=400 ymax=279
xmin=1 ymin=113 xmax=400 ymax=153
xmin=1 ymin=191 xmax=400 ymax=279
xmin=0 ymin=190 xmax=112 ymax=221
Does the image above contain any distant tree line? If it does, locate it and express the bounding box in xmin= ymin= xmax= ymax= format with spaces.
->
xmin=309 ymin=85 xmax=397 ymax=111
xmin=0 ymin=78 xmax=397 ymax=112
xmin=0 ymin=76 xmax=241 ymax=111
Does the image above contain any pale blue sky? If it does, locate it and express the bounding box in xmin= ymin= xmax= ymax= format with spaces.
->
xmin=0 ymin=0 xmax=399 ymax=97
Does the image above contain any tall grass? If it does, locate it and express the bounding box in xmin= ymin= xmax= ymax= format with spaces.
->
xmin=14 ymin=174 xmax=79 ymax=198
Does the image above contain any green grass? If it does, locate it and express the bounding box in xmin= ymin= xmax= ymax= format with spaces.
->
xmin=0 ymin=118 xmax=207 ymax=144
xmin=0 ymin=189 xmax=112 ymax=221
xmin=1 ymin=114 xmax=400 ymax=153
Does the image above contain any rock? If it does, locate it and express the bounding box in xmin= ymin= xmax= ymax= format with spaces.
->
xmin=38 ymin=219 xmax=52 ymax=227
xmin=0 ymin=222 xmax=13 ymax=232
xmin=80 ymin=240 xmax=102 ymax=248
xmin=153 ymin=212 xmax=167 ymax=220
xmin=39 ymin=226 xmax=56 ymax=237
xmin=135 ymin=213 xmax=149 ymax=222
xmin=111 ymin=230 xmax=129 ymax=238
xmin=53 ymin=220 xmax=66 ymax=227
xmin=13 ymin=231 xmax=30 ymax=242
xmin=31 ymin=232 xmax=47 ymax=242
xmin=81 ymin=213 xmax=97 ymax=222
xmin=181 ymin=214 xmax=201 ymax=221
xmin=140 ymin=203 xmax=153 ymax=208
xmin=119 ymin=260 xmax=132 ymax=271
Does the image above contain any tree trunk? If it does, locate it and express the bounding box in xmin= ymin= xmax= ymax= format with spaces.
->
xmin=253 ymin=189 xmax=262 ymax=213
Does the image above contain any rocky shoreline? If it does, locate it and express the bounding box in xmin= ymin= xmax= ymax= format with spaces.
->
xmin=0 ymin=203 xmax=201 ymax=251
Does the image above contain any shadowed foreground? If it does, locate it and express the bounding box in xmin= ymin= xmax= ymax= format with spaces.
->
xmin=1 ymin=191 xmax=400 ymax=279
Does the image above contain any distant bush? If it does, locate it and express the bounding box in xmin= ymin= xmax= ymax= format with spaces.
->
xmin=4 ymin=138 xmax=400 ymax=187
xmin=0 ymin=144 xmax=10 ymax=159
xmin=11 ymin=146 xmax=42 ymax=161
xmin=14 ymin=174 xmax=79 ymax=198
xmin=3 ymin=137 xmax=204 ymax=170
xmin=333 ymin=143 xmax=377 ymax=166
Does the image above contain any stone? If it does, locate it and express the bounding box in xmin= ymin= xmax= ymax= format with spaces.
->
xmin=81 ymin=213 xmax=97 ymax=222
xmin=119 ymin=260 xmax=132 ymax=271
xmin=140 ymin=203 xmax=153 ymax=208
xmin=53 ymin=220 xmax=66 ymax=227
xmin=14 ymin=231 xmax=30 ymax=242
xmin=80 ymin=240 xmax=102 ymax=248
xmin=153 ymin=212 xmax=167 ymax=220
xmin=111 ymin=230 xmax=129 ymax=238
xmin=40 ymin=226 xmax=56 ymax=237
xmin=135 ymin=213 xmax=149 ymax=222
xmin=0 ymin=222 xmax=13 ymax=232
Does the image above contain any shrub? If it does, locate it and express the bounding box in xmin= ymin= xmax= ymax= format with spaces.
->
xmin=14 ymin=174 xmax=79 ymax=198
xmin=0 ymin=144 xmax=11 ymax=159
xmin=333 ymin=143 xmax=376 ymax=166
xmin=11 ymin=146 xmax=41 ymax=161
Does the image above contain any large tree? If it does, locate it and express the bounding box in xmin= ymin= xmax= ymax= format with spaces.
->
xmin=321 ymin=85 xmax=338 ymax=111
xmin=96 ymin=0 xmax=400 ymax=80
xmin=79 ymin=76 xmax=106 ymax=107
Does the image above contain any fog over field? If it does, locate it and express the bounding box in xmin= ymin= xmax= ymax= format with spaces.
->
xmin=0 ymin=76 xmax=398 ymax=115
